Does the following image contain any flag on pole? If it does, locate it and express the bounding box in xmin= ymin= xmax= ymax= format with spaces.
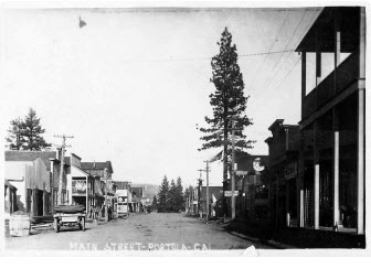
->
xmin=209 ymin=150 xmax=223 ymax=162
xmin=79 ymin=16 xmax=87 ymax=28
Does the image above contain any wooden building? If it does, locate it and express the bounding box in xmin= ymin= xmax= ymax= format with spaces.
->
xmin=265 ymin=119 xmax=300 ymax=229
xmin=296 ymin=7 xmax=365 ymax=235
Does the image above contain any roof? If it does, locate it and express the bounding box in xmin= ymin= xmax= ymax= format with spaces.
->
xmin=81 ymin=161 xmax=114 ymax=173
xmin=51 ymin=156 xmax=71 ymax=167
xmin=5 ymin=151 xmax=57 ymax=171
xmin=268 ymin=119 xmax=299 ymax=132
xmin=71 ymin=153 xmax=82 ymax=160
xmin=5 ymin=180 xmax=17 ymax=190
xmin=114 ymin=181 xmax=131 ymax=190
xmin=296 ymin=7 xmax=361 ymax=52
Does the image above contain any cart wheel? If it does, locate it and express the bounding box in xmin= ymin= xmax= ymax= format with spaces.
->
xmin=81 ymin=217 xmax=85 ymax=231
xmin=54 ymin=218 xmax=60 ymax=233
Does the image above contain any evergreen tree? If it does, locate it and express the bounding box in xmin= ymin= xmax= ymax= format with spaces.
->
xmin=168 ymin=179 xmax=177 ymax=212
xmin=176 ymin=177 xmax=184 ymax=211
xmin=157 ymin=175 xmax=169 ymax=213
xmin=152 ymin=195 xmax=158 ymax=206
xmin=5 ymin=117 xmax=25 ymax=150
xmin=21 ymin=108 xmax=51 ymax=151
xmin=199 ymin=28 xmax=254 ymax=185
xmin=151 ymin=195 xmax=158 ymax=211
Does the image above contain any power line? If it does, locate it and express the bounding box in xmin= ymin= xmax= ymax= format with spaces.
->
xmin=244 ymin=9 xmax=320 ymax=108
xmin=264 ymin=10 xmax=307 ymax=87
xmin=121 ymin=49 xmax=296 ymax=64
xmin=267 ymin=8 xmax=321 ymax=91
xmin=246 ymin=10 xmax=290 ymax=92
xmin=275 ymin=56 xmax=301 ymax=90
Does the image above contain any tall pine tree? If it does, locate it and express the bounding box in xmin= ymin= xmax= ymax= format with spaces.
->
xmin=157 ymin=175 xmax=169 ymax=213
xmin=22 ymin=108 xmax=50 ymax=151
xmin=168 ymin=179 xmax=178 ymax=212
xmin=176 ymin=177 xmax=184 ymax=211
xmin=152 ymin=195 xmax=158 ymax=210
xmin=199 ymin=28 xmax=254 ymax=185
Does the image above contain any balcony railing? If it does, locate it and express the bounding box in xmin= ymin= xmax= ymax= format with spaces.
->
xmin=302 ymin=52 xmax=360 ymax=119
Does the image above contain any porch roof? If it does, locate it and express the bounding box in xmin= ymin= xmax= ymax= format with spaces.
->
xmin=296 ymin=7 xmax=360 ymax=53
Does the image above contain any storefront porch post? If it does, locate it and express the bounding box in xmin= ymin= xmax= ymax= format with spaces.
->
xmin=298 ymin=143 xmax=305 ymax=228
xmin=286 ymin=180 xmax=290 ymax=227
xmin=299 ymin=50 xmax=306 ymax=229
xmin=356 ymin=88 xmax=365 ymax=235
xmin=86 ymin=176 xmax=89 ymax=216
xmin=314 ymin=163 xmax=320 ymax=230
xmin=332 ymin=11 xmax=341 ymax=228
xmin=333 ymin=107 xmax=340 ymax=227
xmin=356 ymin=7 xmax=365 ymax=235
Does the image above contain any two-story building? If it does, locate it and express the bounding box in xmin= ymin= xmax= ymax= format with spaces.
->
xmin=130 ymin=187 xmax=144 ymax=213
xmin=265 ymin=119 xmax=300 ymax=230
xmin=296 ymin=7 xmax=365 ymax=237
xmin=80 ymin=160 xmax=114 ymax=218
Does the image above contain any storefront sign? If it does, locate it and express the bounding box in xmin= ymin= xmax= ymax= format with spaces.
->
xmin=224 ymin=191 xmax=239 ymax=197
xmin=72 ymin=180 xmax=86 ymax=194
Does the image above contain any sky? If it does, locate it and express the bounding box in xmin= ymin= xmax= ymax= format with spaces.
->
xmin=0 ymin=5 xmax=322 ymax=188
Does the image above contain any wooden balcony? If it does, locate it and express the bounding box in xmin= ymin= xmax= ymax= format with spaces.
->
xmin=302 ymin=52 xmax=360 ymax=120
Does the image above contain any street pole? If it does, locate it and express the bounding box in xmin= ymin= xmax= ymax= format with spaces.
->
xmin=54 ymin=134 xmax=73 ymax=206
xmin=204 ymin=161 xmax=210 ymax=222
xmin=104 ymin=168 xmax=108 ymax=222
xmin=189 ymin=190 xmax=191 ymax=214
xmin=197 ymin=170 xmax=204 ymax=219
xmin=231 ymin=120 xmax=236 ymax=220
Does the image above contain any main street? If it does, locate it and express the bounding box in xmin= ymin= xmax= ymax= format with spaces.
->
xmin=5 ymin=213 xmax=275 ymax=251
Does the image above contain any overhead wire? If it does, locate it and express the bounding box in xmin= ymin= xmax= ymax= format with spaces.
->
xmin=263 ymin=10 xmax=307 ymax=87
xmin=245 ymin=10 xmax=290 ymax=93
xmin=267 ymin=8 xmax=322 ymax=91
xmin=243 ymin=8 xmax=321 ymax=110
xmin=119 ymin=49 xmax=297 ymax=64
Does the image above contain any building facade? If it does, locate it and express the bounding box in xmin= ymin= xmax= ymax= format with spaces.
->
xmin=80 ymin=160 xmax=115 ymax=219
xmin=4 ymin=150 xmax=69 ymax=218
xmin=4 ymin=181 xmax=18 ymax=216
xmin=296 ymin=7 xmax=365 ymax=235
xmin=265 ymin=119 xmax=300 ymax=229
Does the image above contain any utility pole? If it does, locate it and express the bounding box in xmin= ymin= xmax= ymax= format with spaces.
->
xmin=197 ymin=169 xmax=204 ymax=218
xmin=190 ymin=187 xmax=193 ymax=214
xmin=104 ymin=168 xmax=109 ymax=222
xmin=189 ymin=189 xmax=191 ymax=214
xmin=203 ymin=161 xmax=211 ymax=222
xmin=54 ymin=134 xmax=73 ymax=206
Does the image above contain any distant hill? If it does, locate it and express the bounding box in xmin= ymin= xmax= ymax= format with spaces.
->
xmin=131 ymin=183 xmax=159 ymax=201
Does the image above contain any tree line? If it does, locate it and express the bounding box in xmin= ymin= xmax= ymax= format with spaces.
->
xmin=5 ymin=108 xmax=50 ymax=151
xmin=156 ymin=176 xmax=184 ymax=213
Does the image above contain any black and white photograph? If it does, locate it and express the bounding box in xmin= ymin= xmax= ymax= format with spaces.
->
xmin=0 ymin=1 xmax=368 ymax=257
